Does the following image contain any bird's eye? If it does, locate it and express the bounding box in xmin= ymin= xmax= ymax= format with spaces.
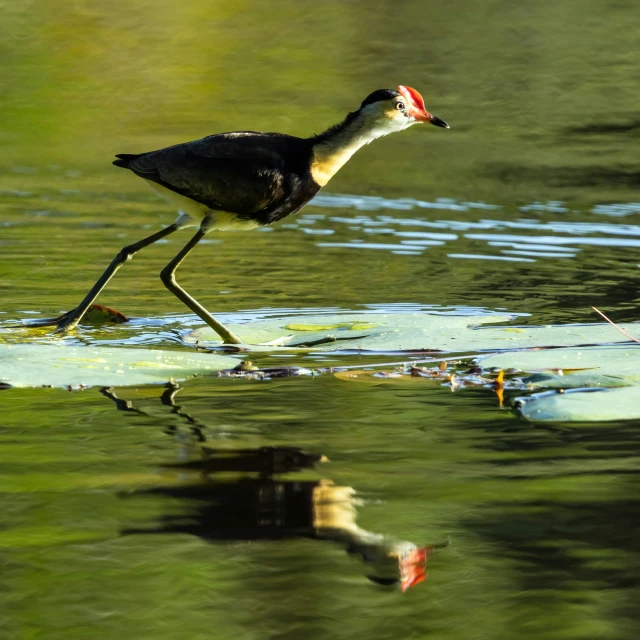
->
xmin=395 ymin=101 xmax=405 ymax=111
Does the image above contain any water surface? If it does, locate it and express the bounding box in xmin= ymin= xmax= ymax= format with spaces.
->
xmin=2 ymin=1 xmax=640 ymax=638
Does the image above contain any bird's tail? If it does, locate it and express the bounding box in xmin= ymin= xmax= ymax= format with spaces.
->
xmin=113 ymin=153 xmax=140 ymax=168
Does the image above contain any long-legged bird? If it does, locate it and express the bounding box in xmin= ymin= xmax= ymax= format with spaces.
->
xmin=57 ymin=86 xmax=448 ymax=343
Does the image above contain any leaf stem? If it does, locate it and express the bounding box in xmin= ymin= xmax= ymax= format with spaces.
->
xmin=592 ymin=306 xmax=640 ymax=344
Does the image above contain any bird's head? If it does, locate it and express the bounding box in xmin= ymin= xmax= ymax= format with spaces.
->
xmin=358 ymin=85 xmax=449 ymax=135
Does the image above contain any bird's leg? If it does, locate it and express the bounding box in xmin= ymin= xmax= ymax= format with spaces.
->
xmin=160 ymin=221 xmax=242 ymax=345
xmin=56 ymin=223 xmax=181 ymax=332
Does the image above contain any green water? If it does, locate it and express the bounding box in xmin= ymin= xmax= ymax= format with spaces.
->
xmin=2 ymin=0 xmax=640 ymax=638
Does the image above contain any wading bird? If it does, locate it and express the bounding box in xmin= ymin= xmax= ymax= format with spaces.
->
xmin=57 ymin=86 xmax=449 ymax=343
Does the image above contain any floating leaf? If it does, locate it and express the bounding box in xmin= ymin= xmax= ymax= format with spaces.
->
xmin=333 ymin=345 xmax=640 ymax=420
xmin=186 ymin=313 xmax=514 ymax=352
xmin=479 ymin=346 xmax=640 ymax=421
xmin=514 ymin=387 xmax=640 ymax=422
xmin=82 ymin=304 xmax=129 ymax=324
xmin=185 ymin=312 xmax=640 ymax=353
xmin=0 ymin=344 xmax=238 ymax=388
xmin=481 ymin=345 xmax=640 ymax=389
xmin=2 ymin=304 xmax=129 ymax=330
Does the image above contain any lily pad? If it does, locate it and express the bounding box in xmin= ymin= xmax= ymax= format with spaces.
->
xmin=480 ymin=345 xmax=640 ymax=422
xmin=481 ymin=345 xmax=640 ymax=389
xmin=186 ymin=313 xmax=513 ymax=351
xmin=184 ymin=312 xmax=640 ymax=353
xmin=329 ymin=342 xmax=640 ymax=422
xmin=2 ymin=304 xmax=129 ymax=329
xmin=0 ymin=344 xmax=238 ymax=388
xmin=81 ymin=304 xmax=129 ymax=324
xmin=514 ymin=387 xmax=640 ymax=422
xmin=283 ymin=322 xmax=379 ymax=331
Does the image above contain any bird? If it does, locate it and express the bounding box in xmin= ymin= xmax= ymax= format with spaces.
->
xmin=56 ymin=85 xmax=449 ymax=344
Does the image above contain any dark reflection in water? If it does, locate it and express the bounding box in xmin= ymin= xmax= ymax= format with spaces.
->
xmin=122 ymin=451 xmax=434 ymax=592
xmin=105 ymin=385 xmax=438 ymax=592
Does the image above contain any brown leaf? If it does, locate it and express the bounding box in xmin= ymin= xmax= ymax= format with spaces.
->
xmin=82 ymin=304 xmax=129 ymax=325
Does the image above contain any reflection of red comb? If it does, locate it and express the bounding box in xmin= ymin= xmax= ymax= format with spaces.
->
xmin=399 ymin=546 xmax=433 ymax=592
xmin=398 ymin=85 xmax=426 ymax=111
xmin=401 ymin=567 xmax=427 ymax=592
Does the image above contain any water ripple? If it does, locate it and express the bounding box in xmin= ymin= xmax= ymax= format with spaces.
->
xmin=303 ymin=192 xmax=640 ymax=261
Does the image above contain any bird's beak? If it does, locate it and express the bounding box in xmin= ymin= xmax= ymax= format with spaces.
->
xmin=429 ymin=114 xmax=450 ymax=128
xmin=413 ymin=109 xmax=449 ymax=128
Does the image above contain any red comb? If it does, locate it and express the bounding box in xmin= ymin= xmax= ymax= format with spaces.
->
xmin=398 ymin=85 xmax=426 ymax=111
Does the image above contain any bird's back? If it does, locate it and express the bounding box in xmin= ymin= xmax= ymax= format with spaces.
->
xmin=114 ymin=131 xmax=320 ymax=226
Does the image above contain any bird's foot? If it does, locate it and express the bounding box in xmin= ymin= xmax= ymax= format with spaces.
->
xmin=55 ymin=310 xmax=78 ymax=333
xmin=1 ymin=309 xmax=78 ymax=330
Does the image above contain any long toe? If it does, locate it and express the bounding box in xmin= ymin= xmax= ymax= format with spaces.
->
xmin=55 ymin=311 xmax=77 ymax=333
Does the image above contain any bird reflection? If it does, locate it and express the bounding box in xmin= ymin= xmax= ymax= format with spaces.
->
xmin=104 ymin=384 xmax=439 ymax=591
xmin=122 ymin=448 xmax=434 ymax=591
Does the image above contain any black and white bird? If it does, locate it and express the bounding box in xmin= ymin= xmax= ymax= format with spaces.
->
xmin=57 ymin=85 xmax=449 ymax=343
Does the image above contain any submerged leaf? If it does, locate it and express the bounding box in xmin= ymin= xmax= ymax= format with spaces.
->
xmin=333 ymin=364 xmax=513 ymax=409
xmin=333 ymin=369 xmax=420 ymax=383
xmin=217 ymin=362 xmax=314 ymax=379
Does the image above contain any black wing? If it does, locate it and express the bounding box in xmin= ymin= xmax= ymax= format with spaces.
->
xmin=115 ymin=133 xmax=293 ymax=215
